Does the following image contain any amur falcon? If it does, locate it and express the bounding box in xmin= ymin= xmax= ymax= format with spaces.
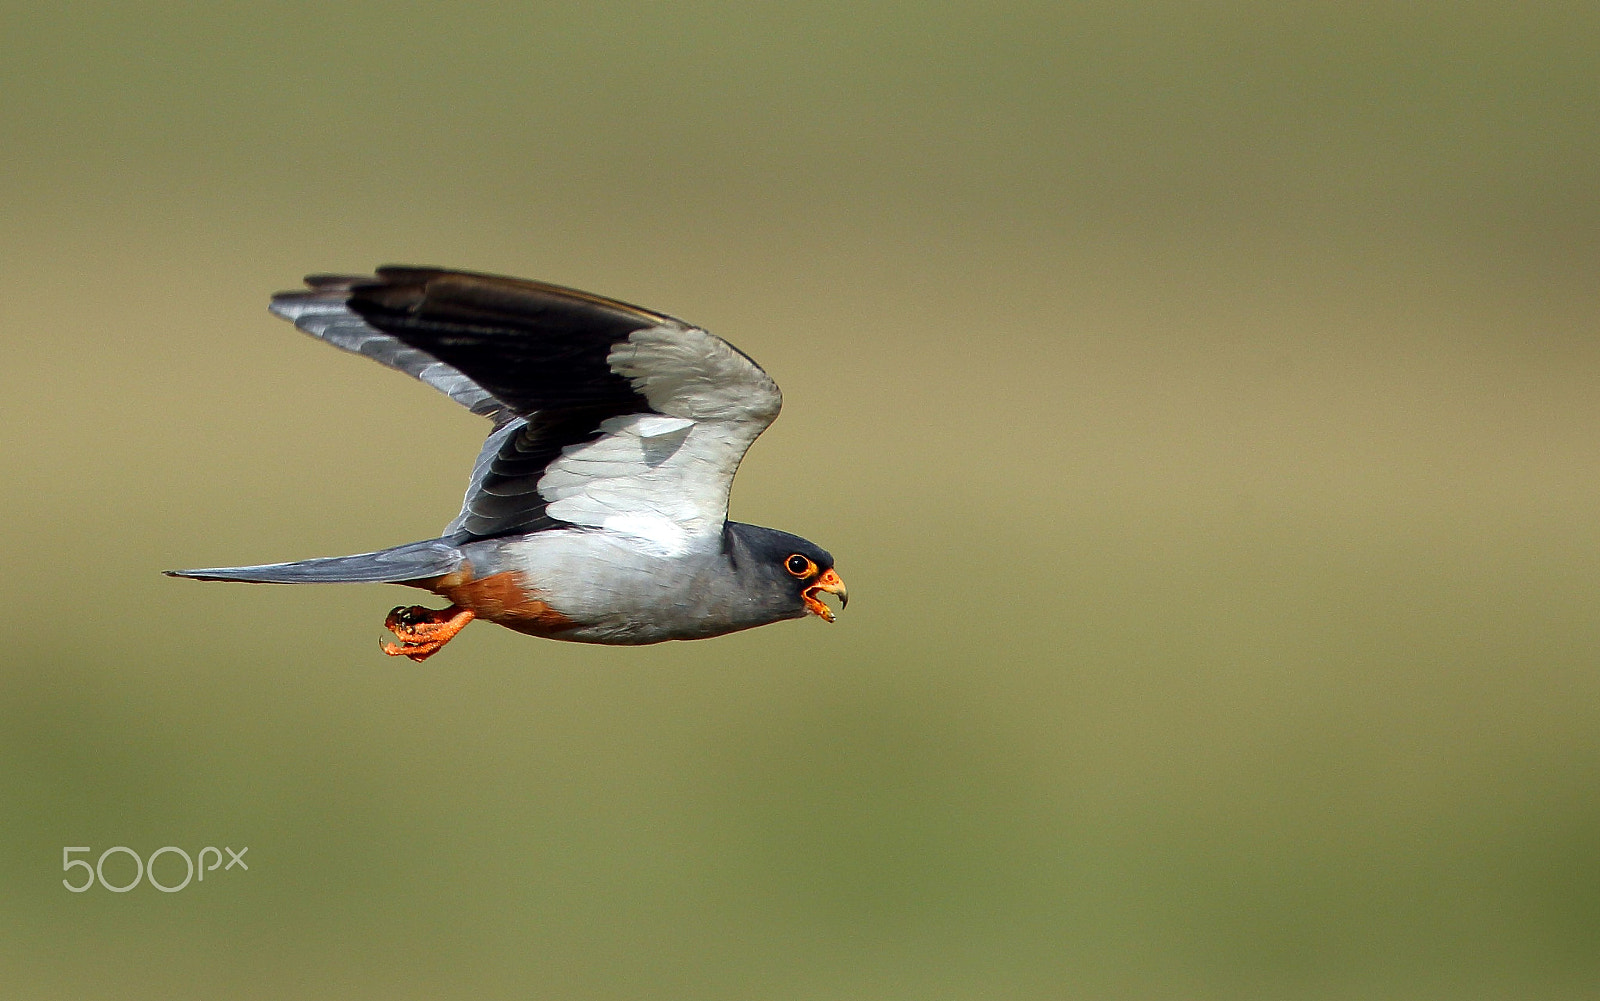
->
xmin=168 ymin=267 xmax=847 ymax=660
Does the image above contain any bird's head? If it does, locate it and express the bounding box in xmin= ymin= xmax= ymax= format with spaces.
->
xmin=725 ymin=523 xmax=848 ymax=623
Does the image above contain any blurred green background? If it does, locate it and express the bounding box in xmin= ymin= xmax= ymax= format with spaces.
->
xmin=3 ymin=2 xmax=1599 ymax=998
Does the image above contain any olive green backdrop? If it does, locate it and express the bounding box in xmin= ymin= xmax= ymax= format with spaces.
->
xmin=3 ymin=3 xmax=1598 ymax=998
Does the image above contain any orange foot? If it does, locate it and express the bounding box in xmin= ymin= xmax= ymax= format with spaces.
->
xmin=382 ymin=605 xmax=476 ymax=662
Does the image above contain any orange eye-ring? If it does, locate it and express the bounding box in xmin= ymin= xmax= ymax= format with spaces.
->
xmin=785 ymin=554 xmax=815 ymax=578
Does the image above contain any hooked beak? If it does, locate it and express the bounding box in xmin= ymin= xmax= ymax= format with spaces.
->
xmin=802 ymin=568 xmax=848 ymax=623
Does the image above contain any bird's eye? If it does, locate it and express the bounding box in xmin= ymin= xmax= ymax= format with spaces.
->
xmin=785 ymin=554 xmax=815 ymax=577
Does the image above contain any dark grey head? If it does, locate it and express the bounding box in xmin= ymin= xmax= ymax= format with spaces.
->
xmin=724 ymin=522 xmax=848 ymax=623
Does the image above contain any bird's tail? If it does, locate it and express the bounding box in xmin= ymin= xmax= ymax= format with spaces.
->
xmin=165 ymin=538 xmax=462 ymax=584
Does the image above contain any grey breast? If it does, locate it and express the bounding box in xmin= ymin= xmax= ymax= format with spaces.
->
xmin=474 ymin=531 xmax=799 ymax=645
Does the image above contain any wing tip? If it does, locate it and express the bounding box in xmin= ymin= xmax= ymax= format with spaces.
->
xmin=306 ymin=273 xmax=375 ymax=290
xmin=269 ymin=274 xmax=373 ymax=317
xmin=273 ymin=266 xmax=684 ymax=332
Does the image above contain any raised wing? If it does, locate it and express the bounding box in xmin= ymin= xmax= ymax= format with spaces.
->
xmin=271 ymin=267 xmax=782 ymax=550
xmin=270 ymin=275 xmax=505 ymax=417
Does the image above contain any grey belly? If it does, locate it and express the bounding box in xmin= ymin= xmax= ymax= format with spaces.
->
xmin=469 ymin=530 xmax=791 ymax=645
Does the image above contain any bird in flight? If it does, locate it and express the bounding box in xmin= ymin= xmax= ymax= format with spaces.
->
xmin=168 ymin=266 xmax=846 ymax=660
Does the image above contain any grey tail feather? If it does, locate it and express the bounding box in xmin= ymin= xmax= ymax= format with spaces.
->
xmin=165 ymin=538 xmax=462 ymax=584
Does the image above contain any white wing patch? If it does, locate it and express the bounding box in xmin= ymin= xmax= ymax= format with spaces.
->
xmin=538 ymin=413 xmax=739 ymax=554
xmin=607 ymin=325 xmax=782 ymax=423
xmin=534 ymin=325 xmax=783 ymax=553
xmin=636 ymin=415 xmax=695 ymax=437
